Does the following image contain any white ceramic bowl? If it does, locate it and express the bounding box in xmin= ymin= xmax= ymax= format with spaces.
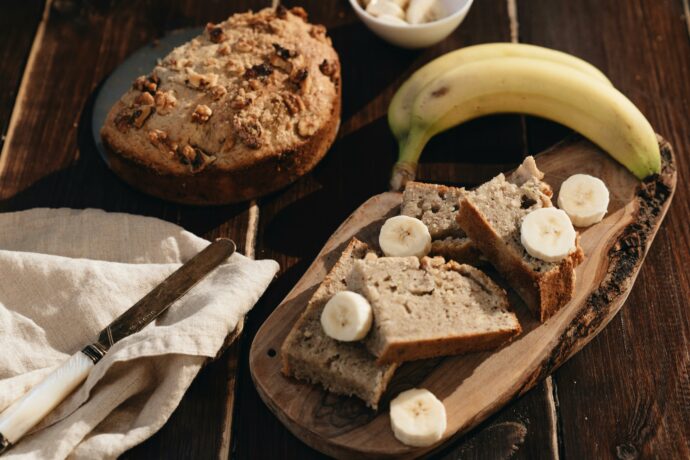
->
xmin=348 ymin=0 xmax=474 ymax=49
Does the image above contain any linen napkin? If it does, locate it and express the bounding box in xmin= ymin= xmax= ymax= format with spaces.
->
xmin=0 ymin=208 xmax=279 ymax=459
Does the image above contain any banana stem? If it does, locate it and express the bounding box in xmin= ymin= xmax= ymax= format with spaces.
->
xmin=390 ymin=128 xmax=433 ymax=191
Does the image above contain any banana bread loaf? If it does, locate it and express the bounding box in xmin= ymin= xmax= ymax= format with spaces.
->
xmin=457 ymin=157 xmax=584 ymax=322
xmin=101 ymin=6 xmax=341 ymax=204
xmin=401 ymin=181 xmax=481 ymax=264
xmin=281 ymin=238 xmax=398 ymax=409
xmin=350 ymin=255 xmax=521 ymax=364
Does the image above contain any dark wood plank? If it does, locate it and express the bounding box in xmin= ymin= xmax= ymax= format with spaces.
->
xmin=0 ymin=1 xmax=44 ymax=152
xmin=235 ymin=1 xmax=557 ymax=458
xmin=0 ymin=1 xmax=260 ymax=458
xmin=519 ymin=0 xmax=690 ymax=457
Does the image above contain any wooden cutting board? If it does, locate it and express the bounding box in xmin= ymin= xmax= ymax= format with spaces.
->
xmin=249 ymin=136 xmax=677 ymax=459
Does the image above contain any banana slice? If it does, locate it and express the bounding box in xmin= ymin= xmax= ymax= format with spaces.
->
xmin=557 ymin=174 xmax=610 ymax=227
xmin=320 ymin=291 xmax=373 ymax=342
xmin=520 ymin=208 xmax=577 ymax=263
xmin=406 ymin=0 xmax=440 ymax=24
xmin=379 ymin=215 xmax=432 ymax=257
xmin=390 ymin=388 xmax=447 ymax=447
xmin=377 ymin=14 xmax=409 ymax=25
xmin=366 ymin=0 xmax=406 ymax=19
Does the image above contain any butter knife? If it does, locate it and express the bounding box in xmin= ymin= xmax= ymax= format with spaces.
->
xmin=0 ymin=238 xmax=236 ymax=454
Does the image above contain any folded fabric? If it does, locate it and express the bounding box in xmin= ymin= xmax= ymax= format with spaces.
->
xmin=0 ymin=208 xmax=279 ymax=459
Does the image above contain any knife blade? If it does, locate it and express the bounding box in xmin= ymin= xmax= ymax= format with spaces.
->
xmin=0 ymin=238 xmax=236 ymax=454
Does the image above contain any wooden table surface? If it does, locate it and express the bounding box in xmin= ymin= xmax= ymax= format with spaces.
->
xmin=1 ymin=1 xmax=688 ymax=458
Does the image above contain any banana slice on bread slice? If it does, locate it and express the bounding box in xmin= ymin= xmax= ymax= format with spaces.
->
xmin=379 ymin=215 xmax=432 ymax=258
xmin=521 ymin=208 xmax=577 ymax=263
xmin=321 ymin=291 xmax=373 ymax=342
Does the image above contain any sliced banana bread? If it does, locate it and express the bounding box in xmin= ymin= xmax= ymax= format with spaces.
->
xmin=281 ymin=238 xmax=397 ymax=409
xmin=401 ymin=181 xmax=481 ymax=264
xmin=350 ymin=255 xmax=521 ymax=364
xmin=457 ymin=157 xmax=584 ymax=322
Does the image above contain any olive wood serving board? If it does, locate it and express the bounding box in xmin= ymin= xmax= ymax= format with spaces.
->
xmin=249 ymin=137 xmax=677 ymax=459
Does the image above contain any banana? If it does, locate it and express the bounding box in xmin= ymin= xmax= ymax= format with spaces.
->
xmin=320 ymin=291 xmax=373 ymax=342
xmin=377 ymin=14 xmax=408 ymax=25
xmin=390 ymin=388 xmax=447 ymax=447
xmin=557 ymin=174 xmax=610 ymax=227
xmin=520 ymin=208 xmax=577 ymax=262
xmin=379 ymin=215 xmax=432 ymax=257
xmin=388 ymin=43 xmax=612 ymax=141
xmin=366 ymin=0 xmax=406 ymax=19
xmin=406 ymin=0 xmax=439 ymax=24
xmin=391 ymin=57 xmax=660 ymax=190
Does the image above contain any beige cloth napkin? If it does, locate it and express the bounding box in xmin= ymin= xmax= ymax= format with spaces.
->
xmin=0 ymin=208 xmax=279 ymax=459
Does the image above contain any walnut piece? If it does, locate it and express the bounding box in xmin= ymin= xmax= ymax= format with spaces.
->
xmin=184 ymin=68 xmax=219 ymax=89
xmin=208 ymin=85 xmax=227 ymax=101
xmin=206 ymin=23 xmax=226 ymax=43
xmin=319 ymin=59 xmax=336 ymax=76
xmin=297 ymin=116 xmax=318 ymax=138
xmin=135 ymin=92 xmax=154 ymax=105
xmin=289 ymin=68 xmax=310 ymax=93
xmin=177 ymin=144 xmax=216 ymax=172
xmin=132 ymin=105 xmax=154 ymax=128
xmin=233 ymin=114 xmax=263 ymax=149
xmin=244 ymin=63 xmax=273 ymax=79
xmin=133 ymin=74 xmax=159 ymax=94
xmin=216 ymin=44 xmax=230 ymax=56
xmin=273 ymin=43 xmax=297 ymax=59
xmin=291 ymin=6 xmax=308 ymax=21
xmin=154 ymin=90 xmax=177 ymax=115
xmin=282 ymin=92 xmax=304 ymax=115
xmin=225 ymin=58 xmax=244 ymax=75
xmin=230 ymin=90 xmax=251 ymax=109
xmin=192 ymin=104 xmax=213 ymax=123
xmin=269 ymin=54 xmax=292 ymax=73
xmin=148 ymin=129 xmax=178 ymax=157
xmin=309 ymin=24 xmax=326 ymax=40
xmin=233 ymin=38 xmax=253 ymax=53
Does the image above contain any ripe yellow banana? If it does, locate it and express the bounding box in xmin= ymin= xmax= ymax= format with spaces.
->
xmin=388 ymin=43 xmax=612 ymax=141
xmin=391 ymin=57 xmax=660 ymax=189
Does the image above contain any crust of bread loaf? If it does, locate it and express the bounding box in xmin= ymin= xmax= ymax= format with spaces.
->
xmin=375 ymin=328 xmax=520 ymax=364
xmin=457 ymin=197 xmax=584 ymax=322
xmin=101 ymin=88 xmax=340 ymax=205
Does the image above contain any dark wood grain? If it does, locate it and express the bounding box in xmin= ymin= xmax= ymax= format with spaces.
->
xmin=519 ymin=0 xmax=690 ymax=458
xmin=1 ymin=0 xmax=688 ymax=458
xmin=0 ymin=1 xmax=44 ymax=152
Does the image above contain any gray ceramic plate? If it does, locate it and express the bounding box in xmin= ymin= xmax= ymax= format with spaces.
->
xmin=91 ymin=28 xmax=202 ymax=166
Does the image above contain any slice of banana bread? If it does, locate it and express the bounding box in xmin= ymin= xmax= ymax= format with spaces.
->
xmin=350 ymin=255 xmax=521 ymax=364
xmin=401 ymin=181 xmax=481 ymax=264
xmin=281 ymin=238 xmax=398 ymax=409
xmin=457 ymin=157 xmax=584 ymax=322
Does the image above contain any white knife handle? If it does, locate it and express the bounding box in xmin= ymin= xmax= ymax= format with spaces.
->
xmin=0 ymin=352 xmax=94 ymax=452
